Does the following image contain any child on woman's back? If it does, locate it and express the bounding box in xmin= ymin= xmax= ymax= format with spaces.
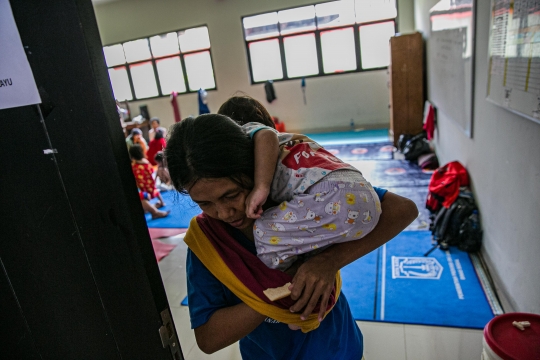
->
xmin=129 ymin=144 xmax=169 ymax=219
xmin=218 ymin=96 xmax=382 ymax=272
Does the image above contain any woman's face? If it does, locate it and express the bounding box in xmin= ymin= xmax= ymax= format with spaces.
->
xmin=132 ymin=134 xmax=141 ymax=142
xmin=188 ymin=177 xmax=254 ymax=230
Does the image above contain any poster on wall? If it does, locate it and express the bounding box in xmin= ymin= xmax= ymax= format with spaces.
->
xmin=428 ymin=0 xmax=476 ymax=138
xmin=486 ymin=0 xmax=540 ymax=123
xmin=0 ymin=0 xmax=41 ymax=110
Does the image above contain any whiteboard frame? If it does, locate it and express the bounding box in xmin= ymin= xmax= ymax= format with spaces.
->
xmin=428 ymin=0 xmax=477 ymax=139
xmin=486 ymin=97 xmax=540 ymax=126
xmin=485 ymin=0 xmax=540 ymax=125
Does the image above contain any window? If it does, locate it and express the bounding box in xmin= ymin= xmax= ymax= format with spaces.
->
xmin=103 ymin=26 xmax=216 ymax=101
xmin=243 ymin=0 xmax=397 ymax=83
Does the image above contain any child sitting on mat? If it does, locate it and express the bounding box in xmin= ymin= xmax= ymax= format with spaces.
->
xmin=217 ymin=96 xmax=382 ymax=272
xmin=129 ymin=144 xmax=169 ymax=219
xmin=154 ymin=151 xmax=174 ymax=191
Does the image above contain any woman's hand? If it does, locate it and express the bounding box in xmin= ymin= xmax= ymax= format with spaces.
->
xmin=287 ymin=252 xmax=338 ymax=323
xmin=287 ymin=192 xmax=418 ymax=324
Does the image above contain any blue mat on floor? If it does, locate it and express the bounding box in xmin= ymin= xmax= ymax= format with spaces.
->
xmin=351 ymin=160 xmax=433 ymax=188
xmin=181 ymin=231 xmax=494 ymax=329
xmin=341 ymin=231 xmax=494 ymax=329
xmin=305 ymin=129 xmax=390 ymax=145
xmin=145 ymin=190 xmax=201 ymax=228
xmin=385 ymin=187 xmax=431 ymax=231
xmin=324 ymin=142 xmax=394 ymax=161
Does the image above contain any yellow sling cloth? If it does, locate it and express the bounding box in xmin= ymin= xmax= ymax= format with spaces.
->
xmin=184 ymin=217 xmax=342 ymax=333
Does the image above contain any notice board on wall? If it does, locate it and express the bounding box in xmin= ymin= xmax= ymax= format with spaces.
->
xmin=487 ymin=0 xmax=540 ymax=124
xmin=428 ymin=0 xmax=476 ymax=138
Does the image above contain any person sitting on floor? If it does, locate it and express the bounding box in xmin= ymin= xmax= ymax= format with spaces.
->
xmin=129 ymin=144 xmax=169 ymax=219
xmin=126 ymin=128 xmax=148 ymax=156
xmin=154 ymin=151 xmax=173 ymax=190
xmin=147 ymin=130 xmax=166 ymax=166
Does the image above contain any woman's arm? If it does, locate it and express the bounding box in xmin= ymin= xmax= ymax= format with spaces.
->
xmin=288 ymin=191 xmax=419 ymax=321
xmin=194 ymin=303 xmax=266 ymax=354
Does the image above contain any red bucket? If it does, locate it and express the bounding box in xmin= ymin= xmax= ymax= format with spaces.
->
xmin=483 ymin=312 xmax=540 ymax=360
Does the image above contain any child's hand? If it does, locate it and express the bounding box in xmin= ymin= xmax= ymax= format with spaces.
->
xmin=245 ymin=187 xmax=269 ymax=219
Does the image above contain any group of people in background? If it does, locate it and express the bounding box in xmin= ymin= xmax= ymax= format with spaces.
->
xmin=126 ymin=117 xmax=172 ymax=219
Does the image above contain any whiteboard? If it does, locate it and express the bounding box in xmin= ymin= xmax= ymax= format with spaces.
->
xmin=486 ymin=0 xmax=540 ymax=124
xmin=428 ymin=0 xmax=476 ymax=138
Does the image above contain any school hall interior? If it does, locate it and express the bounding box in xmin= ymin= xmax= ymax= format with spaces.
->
xmin=1 ymin=0 xmax=539 ymax=359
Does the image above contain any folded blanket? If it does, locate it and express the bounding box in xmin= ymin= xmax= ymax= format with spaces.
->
xmin=184 ymin=214 xmax=341 ymax=332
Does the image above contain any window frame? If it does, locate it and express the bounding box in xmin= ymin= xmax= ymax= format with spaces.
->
xmin=242 ymin=2 xmax=399 ymax=85
xmin=104 ymin=24 xmax=217 ymax=101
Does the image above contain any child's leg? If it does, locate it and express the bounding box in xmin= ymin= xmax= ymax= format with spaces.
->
xmin=141 ymin=199 xmax=169 ymax=219
xmin=254 ymin=192 xmax=333 ymax=271
xmin=254 ymin=174 xmax=382 ymax=270
xmin=155 ymin=190 xmax=166 ymax=208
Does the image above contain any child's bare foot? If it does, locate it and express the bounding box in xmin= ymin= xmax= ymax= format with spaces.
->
xmin=152 ymin=210 xmax=170 ymax=219
xmin=155 ymin=201 xmax=165 ymax=209
xmin=288 ymin=324 xmax=301 ymax=331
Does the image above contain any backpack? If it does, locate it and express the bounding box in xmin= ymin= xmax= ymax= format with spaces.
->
xmin=397 ymin=133 xmax=413 ymax=153
xmin=426 ymin=161 xmax=469 ymax=213
xmin=417 ymin=153 xmax=439 ymax=170
xmin=402 ymin=132 xmax=431 ymax=161
xmin=429 ymin=192 xmax=482 ymax=252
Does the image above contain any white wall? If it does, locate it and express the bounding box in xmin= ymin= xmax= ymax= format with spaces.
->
xmin=415 ymin=0 xmax=540 ymax=313
xmin=93 ymin=0 xmax=414 ymax=133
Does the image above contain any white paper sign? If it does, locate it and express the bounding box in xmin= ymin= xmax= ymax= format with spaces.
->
xmin=0 ymin=0 xmax=41 ymax=110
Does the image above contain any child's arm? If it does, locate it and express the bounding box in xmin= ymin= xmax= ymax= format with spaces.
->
xmin=246 ymin=129 xmax=280 ymax=219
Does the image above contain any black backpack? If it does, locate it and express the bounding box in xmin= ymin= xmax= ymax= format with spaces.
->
xmin=402 ymin=132 xmax=431 ymax=161
xmin=426 ymin=192 xmax=482 ymax=254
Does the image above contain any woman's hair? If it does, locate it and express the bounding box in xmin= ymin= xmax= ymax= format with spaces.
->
xmin=129 ymin=144 xmax=144 ymax=160
xmin=218 ymin=95 xmax=276 ymax=128
xmin=154 ymin=151 xmax=164 ymax=165
xmin=165 ymin=114 xmax=255 ymax=193
xmin=154 ymin=130 xmax=164 ymax=140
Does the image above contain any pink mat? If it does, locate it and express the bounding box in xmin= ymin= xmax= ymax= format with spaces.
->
xmin=148 ymin=227 xmax=187 ymax=239
xmin=148 ymin=228 xmax=186 ymax=262
xmin=152 ymin=239 xmax=177 ymax=262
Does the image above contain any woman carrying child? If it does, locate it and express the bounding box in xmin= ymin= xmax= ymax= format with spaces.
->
xmin=165 ymin=96 xmax=417 ymax=358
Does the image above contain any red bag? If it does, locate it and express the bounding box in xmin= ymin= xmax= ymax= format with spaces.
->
xmin=426 ymin=161 xmax=469 ymax=212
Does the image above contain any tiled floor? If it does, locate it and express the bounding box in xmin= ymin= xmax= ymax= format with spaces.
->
xmin=158 ymin=234 xmax=484 ymax=360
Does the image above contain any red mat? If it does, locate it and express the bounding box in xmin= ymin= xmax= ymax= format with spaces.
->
xmin=148 ymin=227 xmax=187 ymax=239
xmin=151 ymin=239 xmax=177 ymax=262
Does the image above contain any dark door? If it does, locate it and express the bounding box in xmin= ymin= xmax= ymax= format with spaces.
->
xmin=0 ymin=1 xmax=183 ymax=359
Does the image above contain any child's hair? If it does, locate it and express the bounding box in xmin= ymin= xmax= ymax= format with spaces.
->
xmin=165 ymin=114 xmax=255 ymax=194
xmin=154 ymin=130 xmax=164 ymax=140
xmin=150 ymin=117 xmax=160 ymax=125
xmin=154 ymin=151 xmax=164 ymax=165
xmin=129 ymin=144 xmax=145 ymax=160
xmin=218 ymin=95 xmax=276 ymax=129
